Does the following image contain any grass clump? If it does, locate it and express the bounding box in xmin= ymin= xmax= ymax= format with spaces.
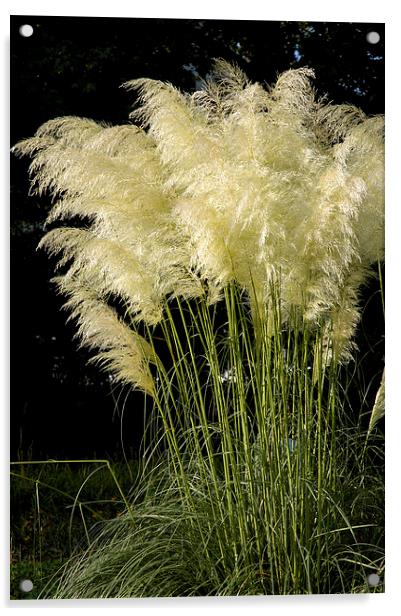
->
xmin=10 ymin=460 xmax=139 ymax=598
xmin=13 ymin=61 xmax=384 ymax=597
xmin=42 ymin=286 xmax=384 ymax=597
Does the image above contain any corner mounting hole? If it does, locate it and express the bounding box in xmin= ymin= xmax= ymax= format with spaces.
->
xmin=367 ymin=573 xmax=380 ymax=587
xmin=19 ymin=24 xmax=34 ymax=37
xmin=19 ymin=579 xmax=34 ymax=593
xmin=366 ymin=31 xmax=380 ymax=44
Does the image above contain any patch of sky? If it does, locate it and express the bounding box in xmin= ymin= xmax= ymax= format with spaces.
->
xmin=183 ymin=63 xmax=203 ymax=91
xmin=353 ymin=86 xmax=367 ymax=96
xmin=293 ymin=45 xmax=302 ymax=63
xmin=367 ymin=51 xmax=383 ymax=61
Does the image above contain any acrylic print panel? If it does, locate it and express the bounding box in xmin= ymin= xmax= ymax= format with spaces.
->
xmin=10 ymin=15 xmax=385 ymax=600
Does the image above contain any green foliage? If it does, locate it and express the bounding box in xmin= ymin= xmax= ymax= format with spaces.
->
xmin=10 ymin=560 xmax=64 ymax=600
xmin=10 ymin=460 xmax=139 ymax=598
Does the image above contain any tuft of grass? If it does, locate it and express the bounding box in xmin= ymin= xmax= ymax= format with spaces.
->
xmin=10 ymin=460 xmax=140 ymax=599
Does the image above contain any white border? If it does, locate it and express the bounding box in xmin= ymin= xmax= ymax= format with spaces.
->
xmin=3 ymin=2 xmax=400 ymax=614
xmin=2 ymin=0 xmax=392 ymax=21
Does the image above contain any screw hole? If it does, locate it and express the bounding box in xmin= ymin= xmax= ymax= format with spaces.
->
xmin=366 ymin=31 xmax=380 ymax=44
xmin=19 ymin=579 xmax=34 ymax=593
xmin=19 ymin=24 xmax=34 ymax=38
xmin=367 ymin=573 xmax=380 ymax=587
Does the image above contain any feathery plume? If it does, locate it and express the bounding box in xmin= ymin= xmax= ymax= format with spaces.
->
xmin=13 ymin=60 xmax=384 ymax=390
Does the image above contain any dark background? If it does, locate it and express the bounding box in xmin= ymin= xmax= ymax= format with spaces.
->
xmin=10 ymin=16 xmax=385 ymax=460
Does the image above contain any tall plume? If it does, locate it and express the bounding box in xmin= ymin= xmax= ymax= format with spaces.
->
xmin=12 ymin=60 xmax=384 ymax=389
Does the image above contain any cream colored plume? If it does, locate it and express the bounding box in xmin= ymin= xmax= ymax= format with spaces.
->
xmin=12 ymin=60 xmax=384 ymax=391
xmin=368 ymin=370 xmax=385 ymax=434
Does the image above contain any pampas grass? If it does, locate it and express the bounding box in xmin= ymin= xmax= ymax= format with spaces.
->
xmin=13 ymin=60 xmax=384 ymax=373
xmin=13 ymin=61 xmax=384 ymax=596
